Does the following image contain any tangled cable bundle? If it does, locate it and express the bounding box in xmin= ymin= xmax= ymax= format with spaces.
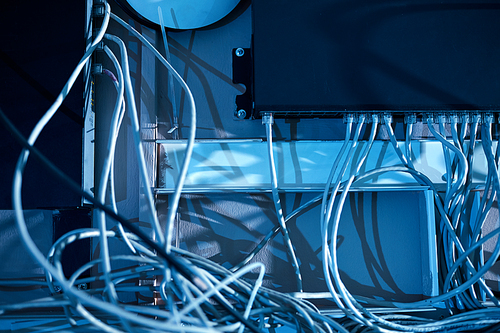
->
xmin=2 ymin=2 xmax=500 ymax=332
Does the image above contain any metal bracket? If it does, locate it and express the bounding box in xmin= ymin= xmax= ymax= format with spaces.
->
xmin=232 ymin=48 xmax=252 ymax=119
xmin=92 ymin=4 xmax=105 ymax=17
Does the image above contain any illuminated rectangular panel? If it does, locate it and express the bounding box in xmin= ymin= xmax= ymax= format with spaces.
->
xmin=156 ymin=140 xmax=490 ymax=193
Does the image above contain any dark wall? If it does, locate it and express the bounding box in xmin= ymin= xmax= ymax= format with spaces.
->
xmin=0 ymin=1 xmax=85 ymax=209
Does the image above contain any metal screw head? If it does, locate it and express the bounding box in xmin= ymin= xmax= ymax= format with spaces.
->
xmin=235 ymin=48 xmax=245 ymax=57
xmin=77 ymin=283 xmax=88 ymax=290
xmin=235 ymin=109 xmax=247 ymax=119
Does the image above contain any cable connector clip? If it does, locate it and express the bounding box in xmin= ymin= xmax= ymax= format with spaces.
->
xmin=356 ymin=113 xmax=367 ymax=123
xmin=424 ymin=113 xmax=434 ymax=124
xmin=449 ymin=113 xmax=459 ymax=124
xmin=92 ymin=4 xmax=105 ymax=17
xmin=343 ymin=113 xmax=355 ymax=124
xmin=382 ymin=113 xmax=392 ymax=125
xmin=460 ymin=113 xmax=470 ymax=124
xmin=437 ymin=114 xmax=448 ymax=124
xmin=262 ymin=113 xmax=274 ymax=125
xmin=404 ymin=113 xmax=417 ymax=124
xmin=95 ymin=41 xmax=104 ymax=52
xmin=483 ymin=113 xmax=494 ymax=124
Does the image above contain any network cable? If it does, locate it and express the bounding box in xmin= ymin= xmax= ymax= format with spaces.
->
xmin=3 ymin=0 xmax=500 ymax=331
xmin=0 ymin=3 xmax=353 ymax=332
xmin=264 ymin=112 xmax=303 ymax=292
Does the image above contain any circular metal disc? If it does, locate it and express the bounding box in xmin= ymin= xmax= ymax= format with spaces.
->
xmin=124 ymin=0 xmax=241 ymax=30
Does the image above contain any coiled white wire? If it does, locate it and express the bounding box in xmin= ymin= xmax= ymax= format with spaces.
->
xmin=4 ymin=1 xmax=500 ymax=330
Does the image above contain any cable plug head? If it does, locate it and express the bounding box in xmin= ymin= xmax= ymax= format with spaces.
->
xmin=449 ymin=113 xmax=459 ymax=124
xmin=262 ymin=113 xmax=274 ymax=125
xmin=424 ymin=113 xmax=434 ymax=124
xmin=472 ymin=113 xmax=482 ymax=124
xmin=483 ymin=113 xmax=494 ymax=124
xmin=356 ymin=113 xmax=367 ymax=123
xmin=437 ymin=114 xmax=448 ymax=124
xmin=382 ymin=113 xmax=392 ymax=124
xmin=343 ymin=113 xmax=355 ymax=123
xmin=404 ymin=113 xmax=417 ymax=124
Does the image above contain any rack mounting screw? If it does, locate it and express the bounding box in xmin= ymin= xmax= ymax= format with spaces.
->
xmin=77 ymin=283 xmax=88 ymax=290
xmin=235 ymin=48 xmax=245 ymax=57
xmin=235 ymin=109 xmax=247 ymax=119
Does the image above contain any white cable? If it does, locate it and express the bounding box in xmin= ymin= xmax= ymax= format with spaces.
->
xmin=320 ymin=120 xmax=353 ymax=237
xmin=405 ymin=122 xmax=413 ymax=165
xmin=25 ymin=4 xmax=109 ymax=149
xmin=8 ymin=6 xmax=219 ymax=332
xmin=100 ymin=57 xmax=136 ymax=255
xmin=172 ymin=263 xmax=264 ymax=323
xmin=104 ymin=34 xmax=165 ymax=248
xmin=108 ymin=13 xmax=197 ymax=254
xmin=384 ymin=116 xmax=413 ymax=169
xmin=320 ymin=116 xmax=499 ymax=331
xmin=13 ymin=1 xmax=500 ymax=330
xmin=327 ymin=115 xmax=379 ymax=324
xmin=323 ymin=116 xmax=366 ymax=236
xmin=93 ymin=45 xmax=127 ymax=309
xmin=322 ymin=116 xmax=367 ymax=324
xmin=158 ymin=6 xmax=179 ymax=136
xmin=340 ymin=166 xmax=499 ymax=310
xmin=91 ymin=46 xmax=136 ymax=333
xmin=7 ymin=5 xmax=371 ymax=333
xmin=438 ymin=117 xmax=453 ymax=202
xmin=9 ymin=4 xmax=135 ymax=330
xmin=239 ymin=263 xmax=264 ymax=333
xmin=263 ymin=113 xmax=303 ymax=292
xmin=444 ymin=221 xmax=500 ymax=295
